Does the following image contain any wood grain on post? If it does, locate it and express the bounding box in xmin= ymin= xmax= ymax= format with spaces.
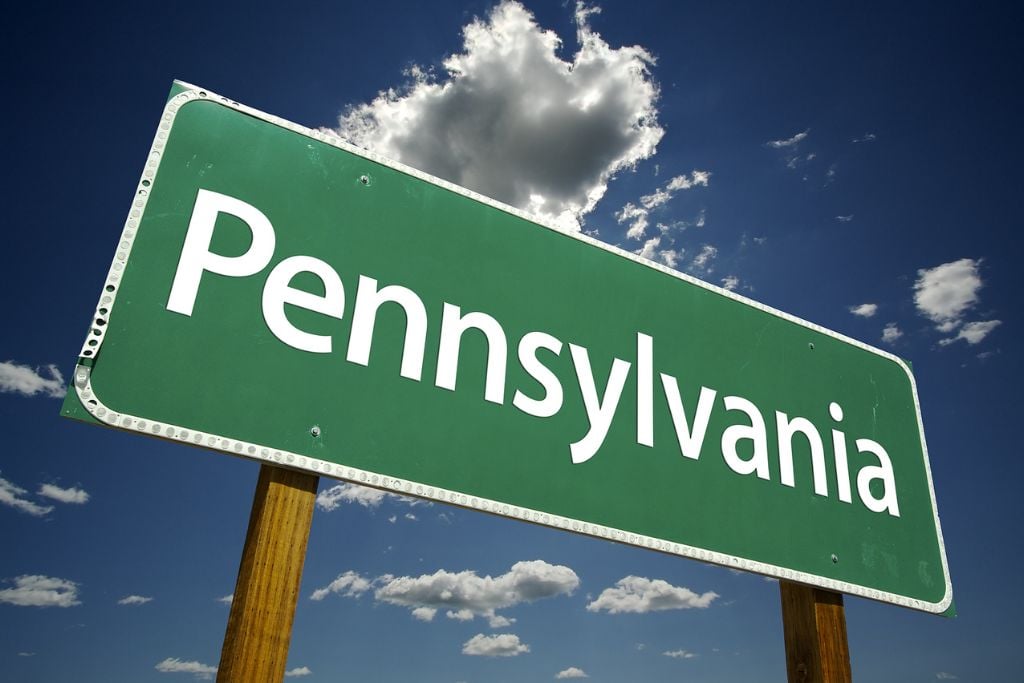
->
xmin=217 ymin=464 xmax=319 ymax=683
xmin=779 ymin=580 xmax=853 ymax=683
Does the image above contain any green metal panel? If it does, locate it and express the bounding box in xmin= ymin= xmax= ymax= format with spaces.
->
xmin=62 ymin=82 xmax=951 ymax=613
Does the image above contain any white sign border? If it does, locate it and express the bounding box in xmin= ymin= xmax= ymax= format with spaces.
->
xmin=73 ymin=81 xmax=952 ymax=614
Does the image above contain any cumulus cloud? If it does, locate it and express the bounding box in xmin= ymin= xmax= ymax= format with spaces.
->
xmin=118 ymin=595 xmax=153 ymax=605
xmin=913 ymin=258 xmax=983 ymax=331
xmin=285 ymin=666 xmax=312 ymax=677
xmin=586 ymin=576 xmax=718 ymax=613
xmin=0 ymin=575 xmax=80 ymax=608
xmin=374 ymin=560 xmax=578 ymax=620
xmin=0 ymin=475 xmax=54 ymax=517
xmin=411 ymin=606 xmax=437 ymax=622
xmin=488 ymin=613 xmax=516 ymax=628
xmin=155 ymin=658 xmax=217 ymax=680
xmin=556 ymin=666 xmax=589 ymax=678
xmin=0 ymin=361 xmax=66 ymax=398
xmin=766 ymin=129 xmax=809 ymax=149
xmin=38 ymin=484 xmax=90 ymax=505
xmin=881 ymin=323 xmax=903 ymax=344
xmin=309 ymin=571 xmax=373 ymax=601
xmin=939 ymin=320 xmax=1001 ymax=346
xmin=462 ymin=633 xmax=530 ymax=657
xmin=633 ymin=236 xmax=681 ymax=269
xmin=316 ymin=483 xmax=420 ymax=511
xmin=663 ymin=649 xmax=697 ymax=659
xmin=335 ymin=0 xmax=663 ymax=229
xmin=849 ymin=303 xmax=877 ymax=318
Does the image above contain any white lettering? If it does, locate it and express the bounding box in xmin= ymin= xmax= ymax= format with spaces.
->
xmin=512 ymin=332 xmax=564 ymax=418
xmin=436 ymin=304 xmax=508 ymax=404
xmin=346 ymin=276 xmax=427 ymax=381
xmin=569 ymin=345 xmax=631 ymax=465
xmin=660 ymin=374 xmax=716 ymax=460
xmin=262 ymin=256 xmax=345 ymax=353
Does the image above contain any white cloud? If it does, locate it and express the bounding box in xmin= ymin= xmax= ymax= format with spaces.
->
xmin=0 ymin=361 xmax=66 ymax=398
xmin=411 ymin=606 xmax=437 ymax=622
xmin=285 ymin=666 xmax=312 ymax=677
xmin=118 ymin=595 xmax=153 ymax=605
xmin=586 ymin=576 xmax=718 ymax=613
xmin=0 ymin=475 xmax=54 ymax=517
xmin=663 ymin=649 xmax=697 ymax=659
xmin=38 ymin=484 xmax=89 ymax=505
xmin=374 ymin=560 xmax=578 ymax=621
xmin=404 ymin=513 xmax=418 ymax=521
xmin=690 ymin=244 xmax=718 ymax=272
xmin=852 ymin=132 xmax=877 ymax=143
xmin=913 ymin=258 xmax=983 ymax=331
xmin=849 ymin=303 xmax=878 ymax=318
xmin=939 ymin=320 xmax=1001 ymax=346
xmin=618 ymin=171 xmax=710 ymax=240
xmin=766 ymin=129 xmax=809 ymax=149
xmin=462 ymin=633 xmax=529 ymax=657
xmin=336 ymin=0 xmax=663 ymax=229
xmin=316 ymin=483 xmax=420 ymax=511
xmin=881 ymin=323 xmax=903 ymax=344
xmin=556 ymin=666 xmax=589 ymax=678
xmin=721 ymin=275 xmax=739 ymax=291
xmin=0 ymin=575 xmax=80 ymax=608
xmin=835 ymin=214 xmax=854 ymax=223
xmin=935 ymin=673 xmax=957 ymax=680
xmin=155 ymin=658 xmax=217 ymax=680
xmin=488 ymin=613 xmax=516 ymax=628
xmin=309 ymin=570 xmax=373 ymax=601
xmin=217 ymin=594 xmax=233 ymax=605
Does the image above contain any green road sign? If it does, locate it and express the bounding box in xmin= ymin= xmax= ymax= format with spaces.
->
xmin=63 ymin=82 xmax=951 ymax=613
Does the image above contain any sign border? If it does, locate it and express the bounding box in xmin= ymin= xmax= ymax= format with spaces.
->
xmin=71 ymin=81 xmax=952 ymax=613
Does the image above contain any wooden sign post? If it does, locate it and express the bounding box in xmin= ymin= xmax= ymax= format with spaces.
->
xmin=217 ymin=465 xmax=319 ymax=682
xmin=780 ymin=581 xmax=853 ymax=683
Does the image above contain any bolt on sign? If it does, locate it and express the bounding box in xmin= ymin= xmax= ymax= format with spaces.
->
xmin=63 ymin=82 xmax=952 ymax=614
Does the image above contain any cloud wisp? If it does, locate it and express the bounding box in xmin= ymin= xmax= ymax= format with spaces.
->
xmin=556 ymin=666 xmax=589 ymax=678
xmin=0 ymin=475 xmax=54 ymax=517
xmin=0 ymin=361 xmax=66 ymax=398
xmin=38 ymin=484 xmax=90 ymax=505
xmin=155 ymin=658 xmax=217 ymax=680
xmin=118 ymin=595 xmax=153 ymax=605
xmin=849 ymin=303 xmax=878 ymax=318
xmin=335 ymin=1 xmax=663 ymax=229
xmin=315 ymin=482 xmax=422 ymax=511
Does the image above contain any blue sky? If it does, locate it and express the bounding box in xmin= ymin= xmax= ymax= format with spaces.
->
xmin=2 ymin=1 xmax=1022 ymax=681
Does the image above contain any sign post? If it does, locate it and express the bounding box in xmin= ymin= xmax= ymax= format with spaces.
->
xmin=780 ymin=581 xmax=852 ymax=683
xmin=217 ymin=465 xmax=318 ymax=682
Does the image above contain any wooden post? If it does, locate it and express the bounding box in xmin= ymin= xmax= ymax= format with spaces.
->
xmin=779 ymin=581 xmax=853 ymax=683
xmin=217 ymin=464 xmax=319 ymax=682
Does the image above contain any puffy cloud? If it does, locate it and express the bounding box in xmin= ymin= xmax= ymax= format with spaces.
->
xmin=0 ymin=575 xmax=80 ymax=608
xmin=38 ymin=484 xmax=90 ymax=505
xmin=766 ymin=129 xmax=809 ymax=149
xmin=0 ymin=475 xmax=54 ymax=517
xmin=586 ymin=576 xmax=718 ymax=613
xmin=336 ymin=1 xmax=663 ymax=229
xmin=462 ymin=633 xmax=529 ymax=657
xmin=556 ymin=666 xmax=589 ymax=678
xmin=488 ymin=613 xmax=516 ymax=628
xmin=849 ymin=303 xmax=878 ymax=318
xmin=118 ymin=595 xmax=153 ymax=605
xmin=374 ymin=560 xmax=578 ymax=621
xmin=881 ymin=323 xmax=903 ymax=344
xmin=155 ymin=658 xmax=217 ymax=680
xmin=316 ymin=483 xmax=420 ymax=511
xmin=939 ymin=320 xmax=1001 ymax=346
xmin=913 ymin=258 xmax=983 ymax=331
xmin=309 ymin=570 xmax=373 ymax=601
xmin=285 ymin=666 xmax=312 ymax=677
xmin=663 ymin=649 xmax=697 ymax=659
xmin=411 ymin=606 xmax=437 ymax=622
xmin=0 ymin=361 xmax=66 ymax=398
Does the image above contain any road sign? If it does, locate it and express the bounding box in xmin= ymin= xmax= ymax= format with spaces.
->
xmin=62 ymin=81 xmax=951 ymax=613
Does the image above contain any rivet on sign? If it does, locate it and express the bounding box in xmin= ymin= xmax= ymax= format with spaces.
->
xmin=831 ymin=553 xmax=839 ymax=563
xmin=359 ymin=175 xmax=370 ymax=186
xmin=310 ymin=425 xmax=321 ymax=437
xmin=808 ymin=342 xmax=815 ymax=350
